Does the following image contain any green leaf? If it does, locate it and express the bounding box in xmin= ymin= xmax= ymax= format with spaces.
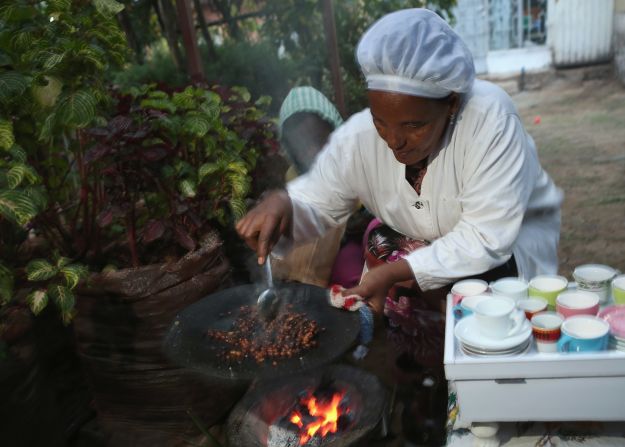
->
xmin=55 ymin=256 xmax=71 ymax=269
xmin=0 ymin=119 xmax=15 ymax=150
xmin=228 ymin=173 xmax=250 ymax=198
xmin=199 ymin=100 xmax=220 ymax=122
xmin=183 ymin=114 xmax=210 ymax=137
xmin=0 ymin=71 xmax=29 ymax=103
xmin=49 ymin=284 xmax=75 ymax=312
xmin=60 ymin=264 xmax=88 ymax=290
xmin=231 ymin=86 xmax=251 ymax=103
xmin=227 ymin=161 xmax=248 ymax=176
xmin=91 ymin=0 xmax=125 ymax=16
xmin=39 ymin=114 xmax=55 ymax=141
xmin=255 ymin=95 xmax=272 ymax=108
xmin=26 ymin=259 xmax=58 ymax=282
xmin=48 ymin=0 xmax=71 ymax=12
xmin=172 ymin=89 xmax=196 ymax=110
xmin=140 ymin=98 xmax=176 ymax=114
xmin=0 ymin=190 xmax=39 ymax=225
xmin=0 ymin=263 xmax=13 ymax=305
xmin=179 ymin=179 xmax=197 ymax=198
xmin=9 ymin=144 xmax=27 ymax=162
xmin=42 ymin=51 xmax=65 ymax=70
xmin=26 ymin=289 xmax=48 ymax=315
xmin=198 ymin=162 xmax=221 ymax=181
xmin=55 ymin=90 xmax=97 ymax=128
xmin=229 ymin=197 xmax=247 ymax=220
xmin=22 ymin=185 xmax=47 ymax=210
xmin=7 ymin=163 xmax=39 ymax=189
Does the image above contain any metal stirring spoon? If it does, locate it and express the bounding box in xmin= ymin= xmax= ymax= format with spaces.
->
xmin=257 ymin=256 xmax=281 ymax=321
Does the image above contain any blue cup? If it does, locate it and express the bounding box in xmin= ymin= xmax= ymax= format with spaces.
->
xmin=557 ymin=315 xmax=610 ymax=353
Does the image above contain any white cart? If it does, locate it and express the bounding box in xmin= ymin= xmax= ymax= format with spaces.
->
xmin=443 ymin=297 xmax=625 ymax=444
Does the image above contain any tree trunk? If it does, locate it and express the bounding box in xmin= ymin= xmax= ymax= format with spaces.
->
xmin=213 ymin=0 xmax=241 ymax=39
xmin=176 ymin=0 xmax=205 ymax=82
xmin=193 ymin=0 xmax=217 ymax=60
xmin=118 ymin=9 xmax=144 ymax=64
xmin=154 ymin=0 xmax=186 ymax=70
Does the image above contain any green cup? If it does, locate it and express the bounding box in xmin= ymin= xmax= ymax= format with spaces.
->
xmin=613 ymin=275 xmax=625 ymax=305
xmin=528 ymin=275 xmax=569 ymax=310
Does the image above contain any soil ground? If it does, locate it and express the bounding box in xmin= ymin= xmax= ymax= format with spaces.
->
xmin=513 ymin=73 xmax=625 ymax=276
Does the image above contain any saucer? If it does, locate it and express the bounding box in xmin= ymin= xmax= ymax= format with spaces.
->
xmin=454 ymin=314 xmax=532 ymax=351
xmin=461 ymin=338 xmax=531 ymax=357
xmin=598 ymin=305 xmax=625 ymax=339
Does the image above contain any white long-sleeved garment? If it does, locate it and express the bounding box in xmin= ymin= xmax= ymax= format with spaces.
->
xmin=282 ymin=80 xmax=563 ymax=290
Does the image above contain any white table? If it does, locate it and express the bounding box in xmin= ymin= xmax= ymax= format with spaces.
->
xmin=443 ymin=297 xmax=625 ymax=446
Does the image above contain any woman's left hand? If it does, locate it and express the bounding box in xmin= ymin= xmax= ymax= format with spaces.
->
xmin=343 ymin=259 xmax=414 ymax=315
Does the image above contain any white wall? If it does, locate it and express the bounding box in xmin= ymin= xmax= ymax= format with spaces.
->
xmin=487 ymin=45 xmax=552 ymax=76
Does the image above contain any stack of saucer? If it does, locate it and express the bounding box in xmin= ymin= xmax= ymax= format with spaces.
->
xmin=454 ymin=315 xmax=533 ymax=357
xmin=599 ymin=305 xmax=625 ymax=352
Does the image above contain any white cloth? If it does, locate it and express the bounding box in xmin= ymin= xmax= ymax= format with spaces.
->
xmin=279 ymin=80 xmax=563 ymax=291
xmin=357 ymin=8 xmax=475 ymax=98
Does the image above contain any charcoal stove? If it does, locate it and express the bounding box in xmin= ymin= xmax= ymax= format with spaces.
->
xmin=227 ymin=364 xmax=387 ymax=447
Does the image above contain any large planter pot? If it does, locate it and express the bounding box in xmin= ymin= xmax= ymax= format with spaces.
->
xmin=73 ymin=233 xmax=246 ymax=446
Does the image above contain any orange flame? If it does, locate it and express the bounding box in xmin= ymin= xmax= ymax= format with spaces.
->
xmin=288 ymin=391 xmax=346 ymax=445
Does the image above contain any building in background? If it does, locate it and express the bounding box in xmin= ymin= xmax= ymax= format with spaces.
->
xmin=453 ymin=0 xmax=616 ymax=77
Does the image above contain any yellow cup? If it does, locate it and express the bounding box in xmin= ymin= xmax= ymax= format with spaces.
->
xmin=528 ymin=275 xmax=568 ymax=310
xmin=613 ymin=275 xmax=625 ymax=305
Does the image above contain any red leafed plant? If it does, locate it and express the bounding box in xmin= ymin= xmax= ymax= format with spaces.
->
xmin=37 ymin=84 xmax=279 ymax=269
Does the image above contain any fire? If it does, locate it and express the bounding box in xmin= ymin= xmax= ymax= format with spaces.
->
xmin=288 ymin=390 xmax=347 ymax=445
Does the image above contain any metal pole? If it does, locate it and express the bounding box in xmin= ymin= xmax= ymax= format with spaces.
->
xmin=176 ymin=0 xmax=205 ymax=83
xmin=517 ymin=0 xmax=523 ymax=48
xmin=321 ymin=0 xmax=346 ymax=118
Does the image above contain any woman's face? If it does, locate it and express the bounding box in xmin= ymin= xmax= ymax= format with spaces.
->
xmin=368 ymin=90 xmax=458 ymax=166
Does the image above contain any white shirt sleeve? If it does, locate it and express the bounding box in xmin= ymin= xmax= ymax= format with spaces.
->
xmin=405 ymin=114 xmax=538 ymax=290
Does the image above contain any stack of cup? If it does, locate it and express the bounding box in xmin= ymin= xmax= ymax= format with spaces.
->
xmin=573 ymin=264 xmax=617 ymax=304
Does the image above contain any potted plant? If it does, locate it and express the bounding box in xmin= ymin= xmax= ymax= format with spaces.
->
xmin=1 ymin=1 xmax=283 ymax=444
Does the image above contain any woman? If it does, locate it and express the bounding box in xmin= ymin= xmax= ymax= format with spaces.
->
xmin=237 ymin=9 xmax=562 ymax=442
xmin=237 ymin=8 xmax=562 ymax=312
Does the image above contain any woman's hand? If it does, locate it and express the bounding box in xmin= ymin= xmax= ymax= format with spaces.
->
xmin=235 ymin=190 xmax=293 ymax=264
xmin=343 ymin=259 xmax=414 ymax=315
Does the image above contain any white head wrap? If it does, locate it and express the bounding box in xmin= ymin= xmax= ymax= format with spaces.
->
xmin=356 ymin=8 xmax=475 ymax=98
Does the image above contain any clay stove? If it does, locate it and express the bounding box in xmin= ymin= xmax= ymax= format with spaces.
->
xmin=227 ymin=364 xmax=387 ymax=447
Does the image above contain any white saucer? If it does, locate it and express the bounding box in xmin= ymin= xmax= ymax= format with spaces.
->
xmin=454 ymin=314 xmax=532 ymax=351
xmin=461 ymin=338 xmax=531 ymax=357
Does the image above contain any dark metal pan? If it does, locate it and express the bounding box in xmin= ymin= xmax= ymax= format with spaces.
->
xmin=162 ymin=283 xmax=360 ymax=381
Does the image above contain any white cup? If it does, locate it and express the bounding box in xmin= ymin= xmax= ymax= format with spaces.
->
xmin=573 ymin=264 xmax=617 ymax=304
xmin=490 ymin=277 xmax=529 ymax=302
xmin=474 ymin=297 xmax=525 ymax=339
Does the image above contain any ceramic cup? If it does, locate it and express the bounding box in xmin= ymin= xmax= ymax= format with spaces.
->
xmin=451 ymin=279 xmax=489 ymax=306
xmin=612 ymin=275 xmax=625 ymax=305
xmin=573 ymin=264 xmax=617 ymax=304
xmin=557 ymin=315 xmax=610 ymax=353
xmin=490 ymin=277 xmax=529 ymax=302
xmin=474 ymin=297 xmax=525 ymax=339
xmin=452 ymin=294 xmax=490 ymax=320
xmin=528 ymin=275 xmax=568 ymax=310
xmin=556 ymin=290 xmax=600 ymax=319
xmin=531 ymin=311 xmax=564 ymax=353
xmin=517 ymin=297 xmax=548 ymax=320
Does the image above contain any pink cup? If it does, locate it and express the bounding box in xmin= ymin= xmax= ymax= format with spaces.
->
xmin=556 ymin=290 xmax=600 ymax=319
xmin=451 ymin=279 xmax=489 ymax=306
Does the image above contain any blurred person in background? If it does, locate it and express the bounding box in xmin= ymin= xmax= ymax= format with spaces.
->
xmin=272 ymin=86 xmax=368 ymax=288
xmin=238 ymin=9 xmax=562 ymax=444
